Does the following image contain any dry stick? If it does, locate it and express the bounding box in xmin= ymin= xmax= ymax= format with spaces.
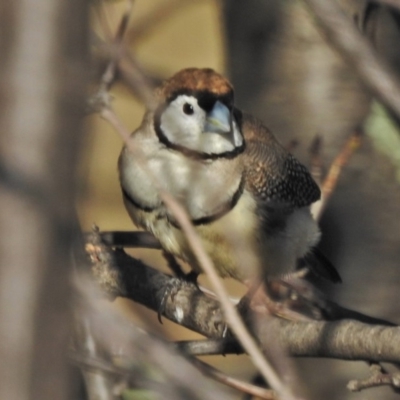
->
xmin=302 ymin=0 xmax=400 ymax=120
xmin=311 ymin=129 xmax=362 ymax=220
xmin=191 ymin=358 xmax=276 ymax=400
xmin=100 ymin=0 xmax=133 ymax=88
xmin=102 ymin=1 xmax=132 ymax=90
xmin=348 ymin=363 xmax=400 ymax=392
xmin=86 ymin=234 xmax=400 ymax=362
xmin=99 ymin=106 xmax=299 ymax=400
xmin=88 ymin=1 xmax=136 ymax=116
xmin=118 ymin=51 xmax=156 ymax=108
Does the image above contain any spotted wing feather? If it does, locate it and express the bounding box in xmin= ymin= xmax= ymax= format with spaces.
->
xmin=240 ymin=112 xmax=320 ymax=209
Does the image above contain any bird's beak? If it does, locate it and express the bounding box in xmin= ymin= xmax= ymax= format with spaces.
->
xmin=204 ymin=101 xmax=232 ymax=134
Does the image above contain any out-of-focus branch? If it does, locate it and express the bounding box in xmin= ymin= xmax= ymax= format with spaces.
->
xmin=0 ymin=1 xmax=88 ymax=400
xmin=191 ymin=358 xmax=276 ymax=400
xmin=302 ymin=0 xmax=400 ymax=120
xmin=73 ymin=318 xmax=118 ymax=400
xmin=86 ymin=229 xmax=400 ymax=364
xmin=117 ymin=51 xmax=157 ymax=108
xmin=311 ymin=129 xmax=362 ymax=220
xmin=347 ymin=362 xmax=400 ymax=392
xmin=74 ymin=273 xmax=234 ymax=400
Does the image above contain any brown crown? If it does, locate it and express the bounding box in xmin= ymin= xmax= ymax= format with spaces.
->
xmin=157 ymin=68 xmax=234 ymax=101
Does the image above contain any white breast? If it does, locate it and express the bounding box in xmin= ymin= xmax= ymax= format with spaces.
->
xmin=120 ymin=132 xmax=243 ymax=221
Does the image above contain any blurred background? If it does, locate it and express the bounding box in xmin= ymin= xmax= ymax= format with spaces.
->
xmin=80 ymin=1 xmax=400 ymax=399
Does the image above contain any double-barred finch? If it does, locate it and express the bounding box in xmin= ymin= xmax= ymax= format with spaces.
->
xmin=118 ymin=68 xmax=341 ymax=285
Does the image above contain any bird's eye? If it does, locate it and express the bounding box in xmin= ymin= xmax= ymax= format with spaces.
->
xmin=182 ymin=103 xmax=194 ymax=115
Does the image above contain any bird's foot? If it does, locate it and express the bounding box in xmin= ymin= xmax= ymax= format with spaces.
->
xmin=240 ymin=273 xmax=327 ymax=321
xmin=266 ymin=272 xmax=327 ymax=321
xmin=158 ymin=270 xmax=200 ymax=323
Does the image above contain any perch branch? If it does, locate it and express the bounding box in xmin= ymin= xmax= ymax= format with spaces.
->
xmin=85 ymin=229 xmax=400 ymax=364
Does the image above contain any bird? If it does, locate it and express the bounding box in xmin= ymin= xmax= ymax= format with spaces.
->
xmin=118 ymin=68 xmax=340 ymax=290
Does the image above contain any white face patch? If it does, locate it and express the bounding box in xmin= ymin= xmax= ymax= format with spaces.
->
xmin=159 ymin=95 xmax=243 ymax=155
xmin=160 ymin=95 xmax=206 ymax=148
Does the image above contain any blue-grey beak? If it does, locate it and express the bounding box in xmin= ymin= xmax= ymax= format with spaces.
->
xmin=204 ymin=101 xmax=231 ymax=134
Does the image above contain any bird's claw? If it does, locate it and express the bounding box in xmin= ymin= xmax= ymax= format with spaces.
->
xmin=157 ymin=272 xmax=200 ymax=324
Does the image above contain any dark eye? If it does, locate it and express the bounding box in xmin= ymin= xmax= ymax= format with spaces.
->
xmin=183 ymin=103 xmax=194 ymax=115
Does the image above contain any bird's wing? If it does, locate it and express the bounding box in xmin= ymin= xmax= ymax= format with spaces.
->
xmin=239 ymin=111 xmax=321 ymax=209
xmin=238 ymin=112 xmax=342 ymax=283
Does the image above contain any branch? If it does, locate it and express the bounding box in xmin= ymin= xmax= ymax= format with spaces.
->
xmin=85 ymin=228 xmax=400 ymax=364
xmin=0 ymin=0 xmax=88 ymax=399
xmin=191 ymin=358 xmax=276 ymax=400
xmin=74 ymin=275 xmax=234 ymax=400
xmin=302 ymin=0 xmax=400 ymax=120
xmin=347 ymin=362 xmax=400 ymax=392
xmin=311 ymin=129 xmax=363 ymax=220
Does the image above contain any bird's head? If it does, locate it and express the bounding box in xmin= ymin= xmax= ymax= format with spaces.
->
xmin=153 ymin=68 xmax=244 ymax=159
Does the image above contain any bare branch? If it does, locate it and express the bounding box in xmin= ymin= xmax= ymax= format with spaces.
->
xmin=0 ymin=1 xmax=88 ymax=399
xmin=302 ymin=0 xmax=400 ymax=120
xmin=347 ymin=363 xmax=400 ymax=392
xmin=86 ymin=229 xmax=400 ymax=364
xmin=192 ymin=358 xmax=276 ymax=400
xmin=73 ymin=318 xmax=118 ymax=400
xmin=311 ymin=129 xmax=362 ymax=220
xmin=74 ymin=274 xmax=234 ymax=400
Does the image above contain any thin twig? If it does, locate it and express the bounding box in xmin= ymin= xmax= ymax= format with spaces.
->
xmin=192 ymin=358 xmax=276 ymax=400
xmin=117 ymin=51 xmax=156 ymax=108
xmin=302 ymin=0 xmax=400 ymax=120
xmin=308 ymin=135 xmax=323 ymax=186
xmin=311 ymin=129 xmax=362 ymax=220
xmin=87 ymin=1 xmax=134 ymax=114
xmin=348 ymin=363 xmax=400 ymax=392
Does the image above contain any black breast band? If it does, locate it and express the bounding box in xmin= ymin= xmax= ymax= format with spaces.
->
xmin=121 ymin=176 xmax=244 ymax=227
